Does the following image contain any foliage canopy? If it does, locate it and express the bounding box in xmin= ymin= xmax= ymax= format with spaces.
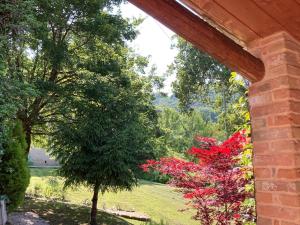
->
xmin=1 ymin=0 xmax=138 ymax=153
xmin=170 ymin=37 xmax=249 ymax=137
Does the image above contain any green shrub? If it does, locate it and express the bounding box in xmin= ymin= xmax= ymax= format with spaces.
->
xmin=33 ymin=183 xmax=42 ymax=197
xmin=0 ymin=120 xmax=30 ymax=211
xmin=27 ymin=177 xmax=66 ymax=201
xmin=137 ymin=170 xmax=170 ymax=184
xmin=44 ymin=177 xmax=66 ymax=201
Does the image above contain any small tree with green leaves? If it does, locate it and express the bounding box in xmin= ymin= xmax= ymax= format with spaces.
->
xmin=0 ymin=120 xmax=30 ymax=212
xmin=50 ymin=67 xmax=158 ymax=224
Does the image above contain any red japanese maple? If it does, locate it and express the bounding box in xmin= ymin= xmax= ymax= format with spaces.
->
xmin=141 ymin=131 xmax=255 ymax=225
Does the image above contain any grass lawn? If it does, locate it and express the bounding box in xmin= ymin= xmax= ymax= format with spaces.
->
xmin=20 ymin=198 xmax=132 ymax=225
xmin=23 ymin=168 xmax=198 ymax=225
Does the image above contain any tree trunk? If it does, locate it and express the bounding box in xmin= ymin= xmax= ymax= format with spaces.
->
xmin=24 ymin=125 xmax=32 ymax=155
xmin=22 ymin=121 xmax=31 ymax=155
xmin=18 ymin=117 xmax=32 ymax=155
xmin=90 ymin=183 xmax=100 ymax=225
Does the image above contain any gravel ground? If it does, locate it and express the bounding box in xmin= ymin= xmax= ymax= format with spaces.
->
xmin=8 ymin=212 xmax=49 ymax=225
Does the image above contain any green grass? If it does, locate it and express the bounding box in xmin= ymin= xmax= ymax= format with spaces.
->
xmin=30 ymin=168 xmax=56 ymax=177
xmin=24 ymin=168 xmax=198 ymax=225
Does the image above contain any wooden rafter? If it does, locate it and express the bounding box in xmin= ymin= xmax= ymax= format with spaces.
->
xmin=128 ymin=0 xmax=265 ymax=82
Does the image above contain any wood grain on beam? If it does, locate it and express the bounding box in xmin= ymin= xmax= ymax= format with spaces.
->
xmin=128 ymin=0 xmax=265 ymax=82
xmin=252 ymin=0 xmax=300 ymax=41
xmin=181 ymin=0 xmax=260 ymax=44
xmin=214 ymin=0 xmax=282 ymax=37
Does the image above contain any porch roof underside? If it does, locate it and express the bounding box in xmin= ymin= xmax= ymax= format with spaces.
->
xmin=128 ymin=0 xmax=300 ymax=82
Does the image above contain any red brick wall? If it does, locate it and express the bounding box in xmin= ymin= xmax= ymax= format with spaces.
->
xmin=249 ymin=32 xmax=300 ymax=225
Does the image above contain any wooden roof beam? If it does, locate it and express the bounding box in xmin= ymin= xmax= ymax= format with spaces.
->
xmin=128 ymin=0 xmax=265 ymax=82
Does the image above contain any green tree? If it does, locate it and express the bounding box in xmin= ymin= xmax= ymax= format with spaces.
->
xmin=171 ymin=37 xmax=231 ymax=112
xmin=0 ymin=0 xmax=36 ymax=166
xmin=170 ymin=37 xmax=248 ymax=137
xmin=1 ymin=0 xmax=137 ymax=154
xmin=157 ymin=107 xmax=222 ymax=158
xmin=0 ymin=120 xmax=30 ymax=212
xmin=214 ymin=72 xmax=249 ymax=136
xmin=0 ymin=78 xmax=35 ymax=158
xmin=49 ymin=51 xmax=158 ymax=224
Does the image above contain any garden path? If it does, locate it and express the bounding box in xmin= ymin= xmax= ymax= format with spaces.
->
xmin=8 ymin=212 xmax=49 ymax=225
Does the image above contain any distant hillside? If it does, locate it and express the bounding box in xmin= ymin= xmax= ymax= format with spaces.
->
xmin=153 ymin=93 xmax=178 ymax=108
xmin=153 ymin=93 xmax=218 ymax=122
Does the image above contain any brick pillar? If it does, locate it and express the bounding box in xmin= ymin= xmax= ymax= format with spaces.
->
xmin=249 ymin=32 xmax=300 ymax=225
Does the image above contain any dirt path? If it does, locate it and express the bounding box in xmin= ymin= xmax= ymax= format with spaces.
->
xmin=8 ymin=212 xmax=49 ymax=225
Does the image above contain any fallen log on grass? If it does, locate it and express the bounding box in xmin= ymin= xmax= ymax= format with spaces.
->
xmin=103 ymin=209 xmax=151 ymax=221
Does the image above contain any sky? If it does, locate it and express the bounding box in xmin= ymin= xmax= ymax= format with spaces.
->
xmin=121 ymin=2 xmax=178 ymax=94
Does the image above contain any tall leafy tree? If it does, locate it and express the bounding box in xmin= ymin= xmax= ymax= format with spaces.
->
xmin=0 ymin=0 xmax=36 ymax=176
xmin=171 ymin=37 xmax=231 ymax=112
xmin=0 ymin=78 xmax=35 ymax=157
xmin=0 ymin=0 xmax=33 ymax=156
xmin=214 ymin=72 xmax=249 ymax=136
xmin=49 ymin=44 xmax=159 ymax=224
xmin=157 ymin=108 xmax=223 ymax=158
xmin=2 ymin=0 xmax=137 ymax=154
xmin=170 ymin=37 xmax=248 ymax=137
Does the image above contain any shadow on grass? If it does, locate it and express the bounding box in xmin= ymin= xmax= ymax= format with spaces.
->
xmin=19 ymin=197 xmax=133 ymax=225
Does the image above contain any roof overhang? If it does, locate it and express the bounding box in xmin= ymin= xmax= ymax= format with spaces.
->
xmin=128 ymin=0 xmax=300 ymax=82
